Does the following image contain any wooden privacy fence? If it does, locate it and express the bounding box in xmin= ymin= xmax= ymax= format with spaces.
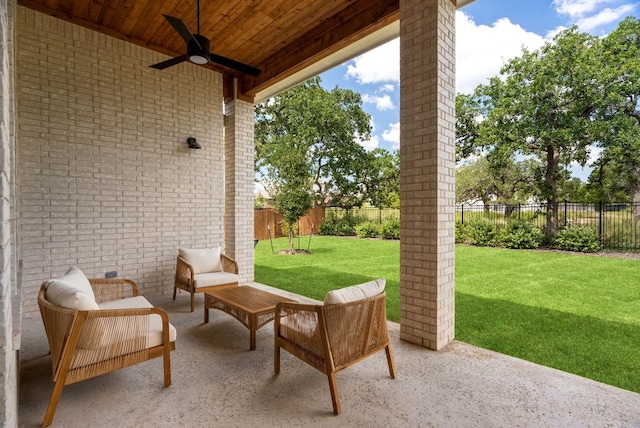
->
xmin=254 ymin=207 xmax=325 ymax=240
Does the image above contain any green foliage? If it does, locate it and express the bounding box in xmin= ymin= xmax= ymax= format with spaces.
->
xmin=334 ymin=220 xmax=354 ymax=236
xmin=470 ymin=28 xmax=601 ymax=238
xmin=553 ymin=226 xmax=601 ymax=253
xmin=455 ymin=221 xmax=471 ymax=244
xmin=355 ymin=221 xmax=380 ymax=239
xmin=318 ymin=217 xmax=354 ymax=236
xmin=468 ymin=218 xmax=497 ymax=247
xmin=380 ymin=218 xmax=400 ymax=240
xmin=255 ymin=77 xmax=395 ymax=211
xmin=498 ymin=221 xmax=544 ymax=249
xmin=456 ymin=156 xmax=538 ymax=205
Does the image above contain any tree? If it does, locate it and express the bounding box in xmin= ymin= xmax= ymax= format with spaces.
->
xmin=365 ymin=149 xmax=400 ymax=208
xmin=267 ymin=148 xmax=313 ymax=253
xmin=475 ymin=28 xmax=600 ymax=238
xmin=255 ymin=77 xmax=373 ymax=211
xmin=590 ymin=17 xmax=640 ymax=220
xmin=456 ymin=156 xmax=538 ymax=214
xmin=455 ymin=93 xmax=482 ymax=162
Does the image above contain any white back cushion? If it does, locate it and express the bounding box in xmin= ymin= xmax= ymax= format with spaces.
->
xmin=44 ymin=267 xmax=99 ymax=310
xmin=179 ymin=247 xmax=222 ymax=274
xmin=324 ymin=279 xmax=386 ymax=305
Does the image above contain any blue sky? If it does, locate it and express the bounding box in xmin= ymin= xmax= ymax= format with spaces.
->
xmin=318 ymin=0 xmax=639 ymax=179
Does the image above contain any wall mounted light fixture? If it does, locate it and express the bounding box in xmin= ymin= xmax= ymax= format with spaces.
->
xmin=187 ymin=136 xmax=201 ymax=149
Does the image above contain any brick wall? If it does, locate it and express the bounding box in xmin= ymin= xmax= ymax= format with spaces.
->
xmin=16 ymin=7 xmax=226 ymax=318
xmin=399 ymin=0 xmax=456 ymax=350
xmin=0 ymin=0 xmax=17 ymax=424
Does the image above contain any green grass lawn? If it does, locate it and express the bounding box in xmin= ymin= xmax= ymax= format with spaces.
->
xmin=255 ymin=236 xmax=640 ymax=393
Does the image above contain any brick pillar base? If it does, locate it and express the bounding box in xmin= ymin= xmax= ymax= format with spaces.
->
xmin=399 ymin=0 xmax=456 ymax=350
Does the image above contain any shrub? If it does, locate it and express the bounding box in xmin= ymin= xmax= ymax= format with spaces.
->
xmin=553 ymin=226 xmax=600 ymax=253
xmin=355 ymin=221 xmax=380 ymax=239
xmin=498 ymin=221 xmax=544 ymax=249
xmin=468 ymin=218 xmax=497 ymax=247
xmin=455 ymin=221 xmax=471 ymax=244
xmin=335 ymin=219 xmax=354 ymax=236
xmin=318 ymin=219 xmax=336 ymax=235
xmin=380 ymin=218 xmax=400 ymax=239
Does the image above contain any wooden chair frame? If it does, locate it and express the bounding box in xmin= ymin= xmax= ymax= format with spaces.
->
xmin=274 ymin=292 xmax=396 ymax=414
xmin=173 ymin=254 xmax=239 ymax=312
xmin=37 ymin=278 xmax=175 ymax=427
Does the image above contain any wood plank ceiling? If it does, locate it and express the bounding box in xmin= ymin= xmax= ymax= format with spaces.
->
xmin=18 ymin=0 xmax=401 ymax=101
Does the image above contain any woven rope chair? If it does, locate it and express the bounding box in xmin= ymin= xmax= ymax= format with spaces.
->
xmin=38 ymin=278 xmax=175 ymax=427
xmin=274 ymin=291 xmax=396 ymax=414
xmin=174 ymin=253 xmax=239 ymax=312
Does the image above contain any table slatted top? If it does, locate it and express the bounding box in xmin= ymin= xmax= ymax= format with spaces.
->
xmin=205 ymin=286 xmax=296 ymax=314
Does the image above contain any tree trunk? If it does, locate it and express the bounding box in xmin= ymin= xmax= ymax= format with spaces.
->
xmin=288 ymin=228 xmax=295 ymax=253
xmin=631 ymin=166 xmax=640 ymax=223
xmin=545 ymin=145 xmax=560 ymax=239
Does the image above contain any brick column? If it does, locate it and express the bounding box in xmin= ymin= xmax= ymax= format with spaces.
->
xmin=0 ymin=0 xmax=18 ymax=425
xmin=399 ymin=0 xmax=456 ymax=350
xmin=224 ymin=88 xmax=255 ymax=284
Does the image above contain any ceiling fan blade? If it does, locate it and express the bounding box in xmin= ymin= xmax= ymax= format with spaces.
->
xmin=209 ymin=53 xmax=261 ymax=76
xmin=163 ymin=14 xmax=201 ymax=49
xmin=150 ymin=54 xmax=189 ymax=70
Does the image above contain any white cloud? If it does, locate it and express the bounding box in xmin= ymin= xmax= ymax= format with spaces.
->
xmin=379 ymin=84 xmax=394 ymax=93
xmin=456 ymin=13 xmax=548 ymax=94
xmin=575 ymin=5 xmax=637 ymax=31
xmin=362 ymin=94 xmax=395 ymax=111
xmin=359 ymin=134 xmax=379 ymax=151
xmin=382 ymin=122 xmax=400 ymax=150
xmin=345 ymin=39 xmax=399 ymax=84
xmin=553 ymin=0 xmax=614 ymax=18
xmin=344 ymin=13 xmax=548 ymax=95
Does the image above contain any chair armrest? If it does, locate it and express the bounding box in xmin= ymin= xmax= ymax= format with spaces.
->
xmin=63 ymin=306 xmax=173 ymax=367
xmin=275 ymin=301 xmax=323 ymax=338
xmin=221 ymin=254 xmax=239 ymax=274
xmin=176 ymin=256 xmax=195 ymax=283
xmin=89 ymin=278 xmax=138 ymax=304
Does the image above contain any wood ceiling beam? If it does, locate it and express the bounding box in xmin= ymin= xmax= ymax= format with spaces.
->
xmin=239 ymin=0 xmax=400 ymax=99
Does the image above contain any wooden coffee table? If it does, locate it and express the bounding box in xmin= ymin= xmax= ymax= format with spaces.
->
xmin=204 ymin=286 xmax=296 ymax=350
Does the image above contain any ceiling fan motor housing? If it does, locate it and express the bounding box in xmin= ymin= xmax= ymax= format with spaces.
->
xmin=188 ymin=34 xmax=210 ymax=65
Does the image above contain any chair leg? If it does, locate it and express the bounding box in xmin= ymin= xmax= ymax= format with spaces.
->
xmin=385 ymin=344 xmax=397 ymax=379
xmin=172 ymin=285 xmax=177 ymax=301
xmin=327 ymin=372 xmax=341 ymax=415
xmin=42 ymin=376 xmax=66 ymax=427
xmin=190 ymin=291 xmax=195 ymax=312
xmin=274 ymin=342 xmax=280 ymax=374
xmin=163 ymin=346 xmax=172 ymax=387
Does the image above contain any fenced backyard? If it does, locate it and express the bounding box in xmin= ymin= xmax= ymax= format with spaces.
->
xmin=457 ymin=202 xmax=640 ymax=251
xmin=255 ymin=202 xmax=640 ymax=251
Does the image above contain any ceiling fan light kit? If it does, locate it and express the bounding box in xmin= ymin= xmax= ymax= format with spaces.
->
xmin=188 ymin=35 xmax=210 ymax=65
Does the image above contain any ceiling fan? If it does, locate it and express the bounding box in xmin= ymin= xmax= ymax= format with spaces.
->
xmin=150 ymin=0 xmax=261 ymax=76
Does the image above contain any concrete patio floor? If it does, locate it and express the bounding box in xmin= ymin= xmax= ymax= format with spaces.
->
xmin=19 ymin=283 xmax=640 ymax=427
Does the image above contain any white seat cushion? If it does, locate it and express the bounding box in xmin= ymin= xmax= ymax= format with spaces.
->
xmin=193 ymin=272 xmax=239 ymax=289
xmin=97 ymin=296 xmax=177 ymax=347
xmin=323 ymin=279 xmax=386 ymax=305
xmin=179 ymin=247 xmax=222 ymax=274
xmin=44 ymin=267 xmax=99 ymax=311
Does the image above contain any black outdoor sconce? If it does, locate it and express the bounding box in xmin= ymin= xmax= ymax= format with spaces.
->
xmin=187 ymin=136 xmax=201 ymax=149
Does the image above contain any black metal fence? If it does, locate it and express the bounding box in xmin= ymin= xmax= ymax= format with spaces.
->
xmin=325 ymin=206 xmax=400 ymax=225
xmin=457 ymin=202 xmax=640 ymax=251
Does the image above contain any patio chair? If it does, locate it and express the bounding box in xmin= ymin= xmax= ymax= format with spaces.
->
xmin=38 ymin=267 xmax=176 ymax=427
xmin=274 ymin=279 xmax=396 ymax=415
xmin=174 ymin=247 xmax=239 ymax=312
